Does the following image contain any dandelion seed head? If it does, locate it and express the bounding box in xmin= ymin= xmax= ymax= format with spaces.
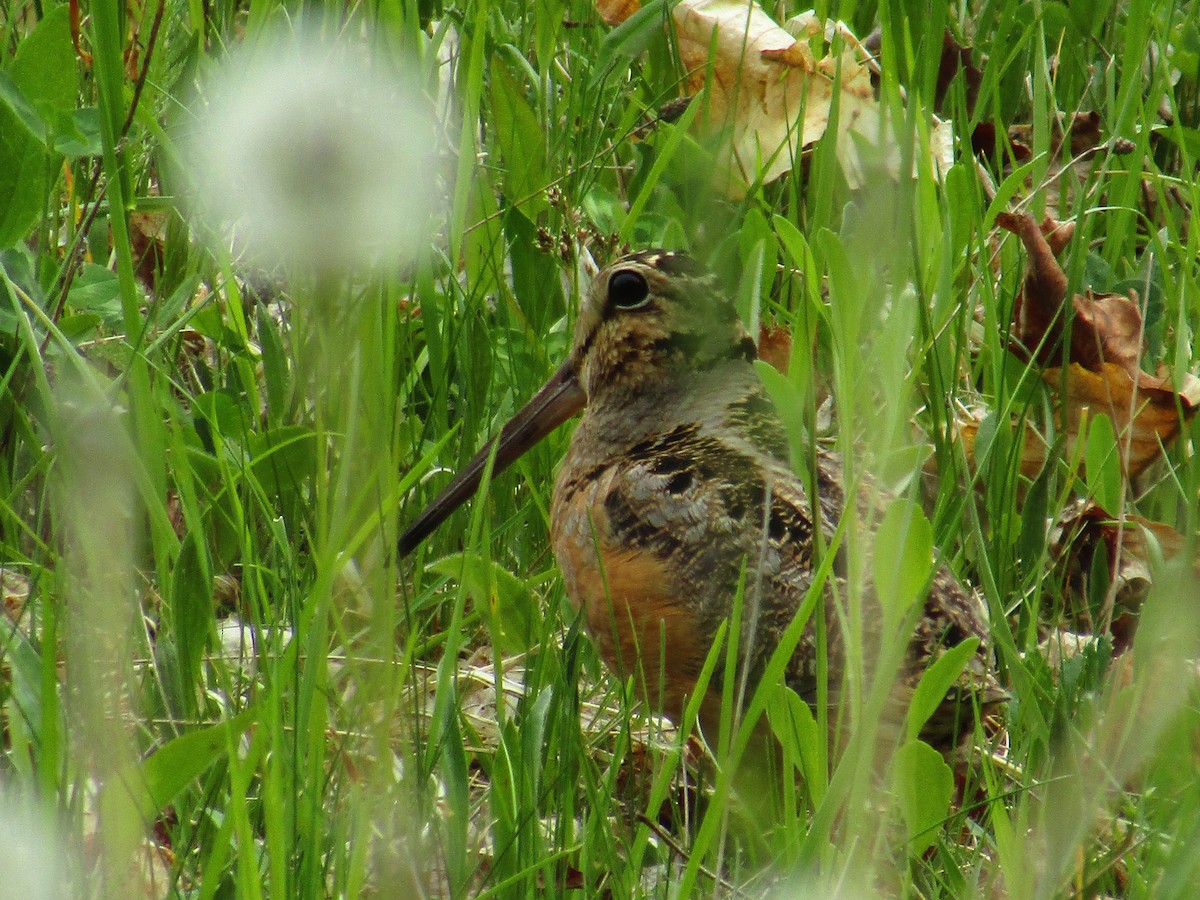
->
xmin=182 ymin=31 xmax=440 ymax=273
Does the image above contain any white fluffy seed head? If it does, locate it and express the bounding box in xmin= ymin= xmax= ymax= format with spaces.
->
xmin=181 ymin=30 xmax=441 ymax=274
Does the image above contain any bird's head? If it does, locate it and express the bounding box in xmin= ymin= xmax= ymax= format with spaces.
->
xmin=568 ymin=250 xmax=756 ymax=405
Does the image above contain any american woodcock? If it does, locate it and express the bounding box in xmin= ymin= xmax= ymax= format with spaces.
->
xmin=400 ymin=250 xmax=1003 ymax=744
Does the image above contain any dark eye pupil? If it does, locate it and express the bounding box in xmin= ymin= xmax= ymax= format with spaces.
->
xmin=608 ymin=270 xmax=650 ymax=310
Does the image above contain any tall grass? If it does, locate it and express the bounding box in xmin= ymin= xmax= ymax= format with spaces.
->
xmin=0 ymin=0 xmax=1197 ymax=896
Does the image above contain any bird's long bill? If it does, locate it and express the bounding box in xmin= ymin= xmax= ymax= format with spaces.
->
xmin=398 ymin=361 xmax=586 ymax=557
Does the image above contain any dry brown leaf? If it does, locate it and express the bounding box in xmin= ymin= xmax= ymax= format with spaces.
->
xmin=595 ymin=0 xmax=639 ymax=26
xmin=1002 ymin=213 xmax=1142 ymax=374
xmin=1002 ymin=111 xmax=1135 ymax=165
xmin=973 ymin=110 xmax=1134 ymax=165
xmin=130 ymin=214 xmax=168 ymax=290
xmin=2 ymin=568 xmax=32 ymax=632
xmin=935 ymin=31 xmax=982 ymax=114
xmin=973 ymin=112 xmax=1137 ymax=219
xmin=670 ymin=1 xmax=951 ymax=189
xmin=863 ymin=28 xmax=982 ymax=115
xmin=955 ymin=414 xmax=1050 ymax=482
xmin=1051 ymin=499 xmax=1200 ymax=649
xmin=1047 ymin=362 xmax=1200 ymax=478
xmin=757 ymin=322 xmax=793 ymax=374
xmin=996 ymin=210 xmax=1200 ymax=477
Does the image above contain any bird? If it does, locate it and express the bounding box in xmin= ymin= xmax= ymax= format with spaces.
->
xmin=399 ymin=249 xmax=1004 ymax=748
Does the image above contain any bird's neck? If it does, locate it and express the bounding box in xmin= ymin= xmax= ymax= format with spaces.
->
xmin=569 ymin=358 xmax=779 ymax=465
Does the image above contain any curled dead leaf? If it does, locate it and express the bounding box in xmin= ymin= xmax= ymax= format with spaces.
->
xmin=997 ymin=211 xmax=1137 ymax=371
xmin=1002 ymin=111 xmax=1134 ymax=165
xmin=996 ymin=210 xmax=1200 ymax=478
xmin=670 ymin=1 xmax=950 ymax=189
xmin=757 ymin=322 xmax=793 ymax=374
xmin=975 ymin=113 xmax=1137 ymax=214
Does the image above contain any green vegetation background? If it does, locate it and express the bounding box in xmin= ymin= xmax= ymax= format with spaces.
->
xmin=0 ymin=0 xmax=1198 ymax=896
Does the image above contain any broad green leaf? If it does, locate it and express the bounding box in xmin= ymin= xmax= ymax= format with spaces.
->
xmin=0 ymin=71 xmax=49 ymax=143
xmin=894 ymin=739 xmax=954 ymax=855
xmin=596 ymin=0 xmax=667 ymax=70
xmin=944 ymin=162 xmax=976 ymax=260
xmin=11 ymin=6 xmax=78 ymax=116
xmin=738 ymin=207 xmax=775 ymax=327
xmin=972 ymin=410 xmax=999 ymax=466
xmin=906 ymin=636 xmax=980 ymax=741
xmin=0 ymin=5 xmax=76 ymax=247
xmin=171 ymin=531 xmax=214 ymax=717
xmin=815 ymin=228 xmax=865 ymax=344
xmin=984 ymin=158 xmax=1038 ymax=228
xmin=66 ymin=263 xmax=123 ymax=325
xmin=1017 ymin=457 xmax=1051 ymax=568
xmin=0 ymin=247 xmax=40 ymax=335
xmin=57 ymin=312 xmax=104 ymax=340
xmin=1082 ymin=250 xmax=1113 ymax=292
xmin=246 ymin=426 xmax=320 ymax=503
xmin=0 ymin=101 xmax=52 ymax=247
xmin=1083 ymin=412 xmax=1122 ymax=512
xmin=772 ymin=214 xmax=821 ymax=303
xmin=54 ymin=106 xmax=104 ymax=158
xmin=193 ymin=389 xmax=250 ymax=446
xmin=873 ymin=499 xmax=934 ymax=623
xmin=583 ymin=184 xmax=628 ymax=235
xmin=505 ymin=205 xmax=566 ymax=335
xmin=99 ymin=707 xmax=258 ymax=862
xmin=256 ymin=303 xmax=291 ymax=428
xmin=755 ymin=360 xmax=811 ymax=477
xmin=489 ymin=57 xmax=547 ymax=214
xmin=520 ymin=688 xmax=553 ymax=809
xmin=429 ymin=552 xmax=541 ymax=652
xmin=766 ymin=684 xmax=825 ymax=806
xmin=438 ymin=699 xmax=471 ymax=896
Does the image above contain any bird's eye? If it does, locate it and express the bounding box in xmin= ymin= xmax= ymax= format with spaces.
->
xmin=607 ymin=270 xmax=651 ymax=311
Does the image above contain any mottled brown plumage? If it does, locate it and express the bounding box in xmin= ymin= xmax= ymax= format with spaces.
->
xmin=400 ymin=250 xmax=1003 ymax=745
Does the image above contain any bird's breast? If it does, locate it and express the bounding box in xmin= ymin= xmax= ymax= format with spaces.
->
xmin=550 ymin=463 xmax=710 ymax=718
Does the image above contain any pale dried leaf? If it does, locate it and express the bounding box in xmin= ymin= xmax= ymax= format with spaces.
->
xmin=1037 ymin=629 xmax=1101 ymax=670
xmin=2 ymin=567 xmax=31 ymax=625
xmin=671 ymin=0 xmax=950 ymax=189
